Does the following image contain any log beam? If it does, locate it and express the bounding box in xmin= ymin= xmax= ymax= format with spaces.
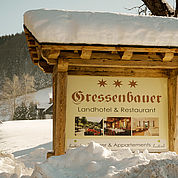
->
xmin=81 ymin=50 xmax=92 ymax=59
xmin=68 ymin=66 xmax=169 ymax=78
xmin=41 ymin=49 xmax=60 ymax=65
xmin=52 ymin=59 xmax=68 ymax=156
xmin=168 ymin=70 xmax=177 ymax=152
xmin=66 ymin=58 xmax=178 ymax=69
xmin=163 ymin=52 xmax=174 ymax=62
xmin=41 ymin=44 xmax=178 ymax=53
xmin=122 ymin=51 xmax=133 ymax=60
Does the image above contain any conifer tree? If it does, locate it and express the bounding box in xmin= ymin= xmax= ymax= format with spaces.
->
xmin=13 ymin=102 xmax=28 ymax=120
xmin=26 ymin=102 xmax=37 ymax=120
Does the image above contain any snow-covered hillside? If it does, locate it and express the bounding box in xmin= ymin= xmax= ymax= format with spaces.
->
xmin=0 ymin=87 xmax=52 ymax=121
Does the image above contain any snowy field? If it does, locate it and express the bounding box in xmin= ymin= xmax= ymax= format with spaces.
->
xmin=0 ymin=119 xmax=52 ymax=177
xmin=0 ymin=119 xmax=178 ymax=178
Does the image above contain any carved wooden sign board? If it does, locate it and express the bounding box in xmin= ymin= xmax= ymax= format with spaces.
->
xmin=24 ymin=9 xmax=178 ymax=156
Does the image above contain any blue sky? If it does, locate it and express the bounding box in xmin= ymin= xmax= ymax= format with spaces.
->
xmin=0 ymin=0 xmax=175 ymax=36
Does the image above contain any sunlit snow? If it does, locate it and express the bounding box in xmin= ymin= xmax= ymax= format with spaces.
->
xmin=24 ymin=9 xmax=178 ymax=46
xmin=0 ymin=120 xmax=178 ymax=177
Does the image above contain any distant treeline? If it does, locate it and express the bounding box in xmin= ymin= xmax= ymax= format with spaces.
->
xmin=0 ymin=32 xmax=52 ymax=91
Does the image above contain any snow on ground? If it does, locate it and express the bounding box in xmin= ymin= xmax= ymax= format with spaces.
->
xmin=24 ymin=9 xmax=178 ymax=46
xmin=0 ymin=119 xmax=52 ymax=153
xmin=0 ymin=119 xmax=52 ymax=177
xmin=0 ymin=120 xmax=178 ymax=178
xmin=32 ymin=142 xmax=178 ymax=178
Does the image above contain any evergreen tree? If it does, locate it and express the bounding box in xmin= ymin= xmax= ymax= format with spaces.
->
xmin=13 ymin=102 xmax=28 ymax=120
xmin=27 ymin=102 xmax=37 ymax=120
xmin=13 ymin=102 xmax=38 ymax=120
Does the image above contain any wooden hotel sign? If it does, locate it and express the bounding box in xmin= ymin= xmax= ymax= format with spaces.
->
xmin=66 ymin=76 xmax=168 ymax=152
xmin=24 ymin=9 xmax=178 ymax=156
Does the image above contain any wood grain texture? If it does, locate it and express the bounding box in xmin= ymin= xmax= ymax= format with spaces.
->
xmin=163 ymin=52 xmax=174 ymax=62
xmin=66 ymin=58 xmax=178 ymax=69
xmin=168 ymin=70 xmax=177 ymax=151
xmin=53 ymin=70 xmax=67 ymax=155
xmin=68 ymin=67 xmax=169 ymax=77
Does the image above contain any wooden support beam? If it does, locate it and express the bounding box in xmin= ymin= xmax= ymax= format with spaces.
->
xmin=52 ymin=73 xmax=56 ymax=155
xmin=60 ymin=51 xmax=121 ymax=60
xmin=41 ymin=44 xmax=178 ymax=53
xmin=45 ymin=59 xmax=57 ymax=65
xmin=28 ymin=40 xmax=36 ymax=46
xmin=48 ymin=51 xmax=61 ymax=59
xmin=37 ymin=58 xmax=54 ymax=73
xmin=132 ymin=54 xmax=161 ymax=61
xmin=168 ymin=70 xmax=177 ymax=152
xmin=66 ymin=58 xmax=178 ymax=69
xmin=52 ymin=60 xmax=68 ymax=156
xmin=68 ymin=67 xmax=169 ymax=78
xmin=53 ymin=59 xmax=69 ymax=73
xmin=81 ymin=50 xmax=92 ymax=59
xmin=41 ymin=49 xmax=60 ymax=65
xmin=163 ymin=52 xmax=174 ymax=62
xmin=53 ymin=71 xmax=67 ymax=155
xmin=122 ymin=51 xmax=133 ymax=60
xmin=38 ymin=61 xmax=46 ymax=73
xmin=53 ymin=60 xmax=68 ymax=156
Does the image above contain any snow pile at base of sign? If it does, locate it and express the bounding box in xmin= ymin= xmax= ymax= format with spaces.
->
xmin=0 ymin=152 xmax=31 ymax=177
xmin=32 ymin=141 xmax=178 ymax=178
xmin=24 ymin=9 xmax=178 ymax=46
xmin=0 ymin=147 xmax=49 ymax=178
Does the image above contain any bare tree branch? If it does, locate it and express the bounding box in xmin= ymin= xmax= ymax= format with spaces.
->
xmin=125 ymin=4 xmax=150 ymax=15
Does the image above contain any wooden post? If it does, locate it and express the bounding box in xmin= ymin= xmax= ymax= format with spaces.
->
xmin=168 ymin=70 xmax=177 ymax=152
xmin=52 ymin=73 xmax=56 ymax=154
xmin=52 ymin=59 xmax=68 ymax=156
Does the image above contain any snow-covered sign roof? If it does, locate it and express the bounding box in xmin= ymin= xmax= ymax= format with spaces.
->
xmin=24 ymin=9 xmax=178 ymax=47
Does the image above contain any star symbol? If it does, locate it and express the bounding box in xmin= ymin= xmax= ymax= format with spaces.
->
xmin=113 ymin=80 xmax=122 ymax=87
xmin=98 ymin=79 xmax=107 ymax=87
xmin=129 ymin=80 xmax=137 ymax=88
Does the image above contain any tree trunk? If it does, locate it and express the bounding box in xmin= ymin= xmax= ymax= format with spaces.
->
xmin=175 ymin=0 xmax=178 ymax=17
xmin=142 ymin=0 xmax=174 ymax=16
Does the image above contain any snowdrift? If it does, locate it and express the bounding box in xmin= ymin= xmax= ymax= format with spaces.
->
xmin=0 ymin=120 xmax=178 ymax=177
xmin=32 ymin=142 xmax=178 ymax=178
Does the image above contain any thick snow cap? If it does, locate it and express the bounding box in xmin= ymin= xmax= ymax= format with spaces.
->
xmin=24 ymin=9 xmax=178 ymax=46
